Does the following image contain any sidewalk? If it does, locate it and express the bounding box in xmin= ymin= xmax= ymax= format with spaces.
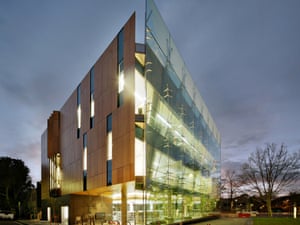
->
xmin=18 ymin=218 xmax=252 ymax=225
xmin=17 ymin=220 xmax=53 ymax=225
xmin=194 ymin=218 xmax=252 ymax=225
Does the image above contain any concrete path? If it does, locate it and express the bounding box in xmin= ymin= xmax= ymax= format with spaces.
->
xmin=18 ymin=218 xmax=253 ymax=225
xmin=194 ymin=218 xmax=252 ymax=225
xmin=17 ymin=220 xmax=51 ymax=225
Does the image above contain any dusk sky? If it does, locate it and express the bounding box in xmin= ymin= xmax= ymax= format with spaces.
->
xmin=1 ymin=0 xmax=300 ymax=185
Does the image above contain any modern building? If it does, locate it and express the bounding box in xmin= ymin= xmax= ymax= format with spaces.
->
xmin=41 ymin=1 xmax=221 ymax=224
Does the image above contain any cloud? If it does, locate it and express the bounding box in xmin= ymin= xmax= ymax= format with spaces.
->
xmin=221 ymin=160 xmax=244 ymax=175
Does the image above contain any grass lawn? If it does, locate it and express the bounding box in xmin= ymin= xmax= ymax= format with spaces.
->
xmin=253 ymin=217 xmax=300 ymax=225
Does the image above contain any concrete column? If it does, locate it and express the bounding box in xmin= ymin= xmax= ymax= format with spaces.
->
xmin=121 ymin=184 xmax=127 ymax=225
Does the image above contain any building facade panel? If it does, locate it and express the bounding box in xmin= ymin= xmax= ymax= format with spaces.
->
xmin=59 ymin=89 xmax=82 ymax=195
xmin=41 ymin=13 xmax=138 ymax=223
xmin=79 ymin=73 xmax=90 ymax=134
xmin=41 ymin=130 xmax=49 ymax=200
xmin=47 ymin=111 xmax=60 ymax=158
xmin=94 ymin=39 xmax=118 ymax=119
xmin=60 ymin=90 xmax=77 ymax=168
xmin=111 ymin=13 xmax=136 ymax=185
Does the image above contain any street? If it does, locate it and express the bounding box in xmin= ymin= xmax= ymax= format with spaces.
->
xmin=0 ymin=220 xmax=50 ymax=225
xmin=0 ymin=221 xmax=21 ymax=225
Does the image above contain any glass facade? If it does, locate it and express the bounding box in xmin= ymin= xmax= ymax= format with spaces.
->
xmin=142 ymin=0 xmax=221 ymax=223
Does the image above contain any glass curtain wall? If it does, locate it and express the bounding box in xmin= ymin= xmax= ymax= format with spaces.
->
xmin=144 ymin=0 xmax=221 ymax=223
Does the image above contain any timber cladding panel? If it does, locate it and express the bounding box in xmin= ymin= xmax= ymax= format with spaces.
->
xmin=59 ymin=90 xmax=82 ymax=194
xmin=41 ymin=130 xmax=50 ymax=199
xmin=80 ymin=72 xmax=90 ymax=134
xmin=112 ymin=13 xmax=136 ymax=185
xmin=47 ymin=110 xmax=60 ymax=158
xmin=60 ymin=91 xmax=77 ymax=166
xmin=53 ymin=13 xmax=136 ymax=194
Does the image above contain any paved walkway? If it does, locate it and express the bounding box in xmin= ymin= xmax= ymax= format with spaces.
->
xmin=18 ymin=218 xmax=253 ymax=225
xmin=17 ymin=220 xmax=50 ymax=225
xmin=193 ymin=218 xmax=252 ymax=225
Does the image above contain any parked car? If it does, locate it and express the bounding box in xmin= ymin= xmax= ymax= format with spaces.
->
xmin=0 ymin=210 xmax=14 ymax=220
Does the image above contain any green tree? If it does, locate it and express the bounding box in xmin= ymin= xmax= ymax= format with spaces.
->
xmin=0 ymin=157 xmax=33 ymax=217
xmin=240 ymin=143 xmax=300 ymax=216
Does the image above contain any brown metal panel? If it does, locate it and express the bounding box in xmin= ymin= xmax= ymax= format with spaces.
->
xmin=80 ymin=73 xmax=90 ymax=135
xmin=47 ymin=111 xmax=60 ymax=158
xmin=42 ymin=13 xmax=137 ymax=198
xmin=59 ymin=90 xmax=83 ymax=194
xmin=41 ymin=130 xmax=50 ymax=199
xmin=112 ymin=13 xmax=136 ymax=185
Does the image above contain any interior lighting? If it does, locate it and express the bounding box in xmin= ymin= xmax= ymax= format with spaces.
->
xmin=61 ymin=206 xmax=69 ymax=223
xmin=174 ymin=130 xmax=188 ymax=145
xmin=112 ymin=193 xmax=121 ymax=199
xmin=135 ymin=138 xmax=146 ymax=176
xmin=135 ymin=92 xmax=146 ymax=103
xmin=107 ymin=132 xmax=112 ymax=160
xmin=90 ymin=95 xmax=95 ymax=117
xmin=77 ymin=106 xmax=81 ymax=128
xmin=83 ymin=147 xmax=87 ymax=171
xmin=156 ymin=114 xmax=171 ymax=128
xmin=118 ymin=72 xmax=125 ymax=93
xmin=56 ymin=167 xmax=61 ymax=188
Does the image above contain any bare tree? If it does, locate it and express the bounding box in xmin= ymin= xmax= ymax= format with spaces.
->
xmin=240 ymin=143 xmax=300 ymax=216
xmin=222 ymin=169 xmax=240 ymax=211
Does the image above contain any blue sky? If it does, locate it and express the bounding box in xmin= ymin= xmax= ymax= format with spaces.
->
xmin=1 ymin=0 xmax=300 ymax=184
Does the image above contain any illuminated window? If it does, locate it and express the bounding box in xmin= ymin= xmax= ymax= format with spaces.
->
xmin=134 ymin=66 xmax=145 ymax=114
xmin=106 ymin=114 xmax=112 ymax=185
xmin=77 ymin=85 xmax=81 ymax=138
xmin=117 ymin=29 xmax=124 ymax=107
xmin=118 ymin=61 xmax=124 ymax=93
xmin=135 ymin=138 xmax=145 ymax=176
xmin=49 ymin=153 xmax=61 ymax=195
xmin=90 ymin=67 xmax=95 ymax=128
xmin=107 ymin=132 xmax=112 ymax=160
xmin=83 ymin=133 xmax=87 ymax=190
xmin=61 ymin=206 xmax=69 ymax=225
